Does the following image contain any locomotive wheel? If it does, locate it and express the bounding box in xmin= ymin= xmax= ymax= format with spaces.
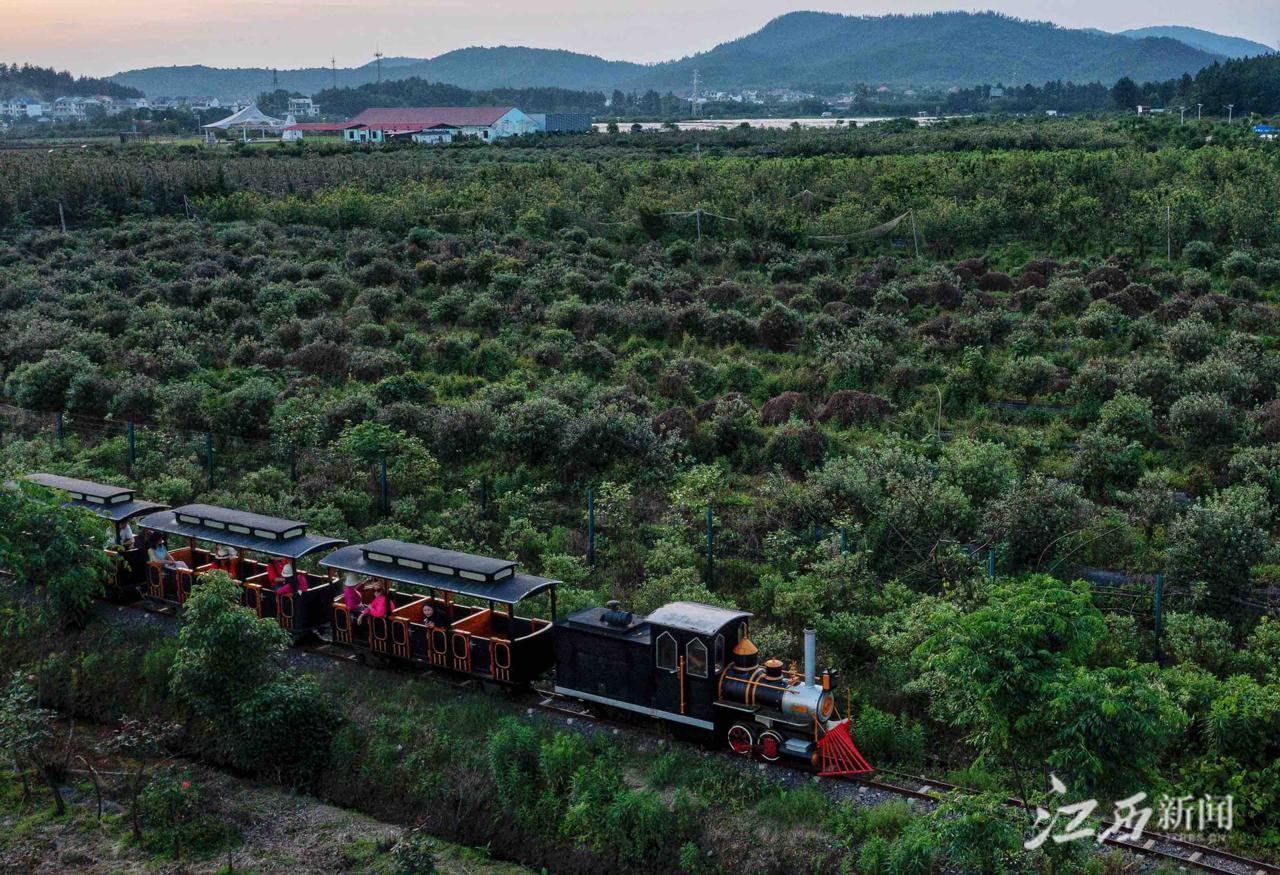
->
xmin=758 ymin=730 xmax=784 ymax=762
xmin=727 ymin=723 xmax=755 ymax=756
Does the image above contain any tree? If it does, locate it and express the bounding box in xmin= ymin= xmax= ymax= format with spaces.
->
xmin=1165 ymin=485 xmax=1269 ymax=608
xmin=1110 ymin=76 xmax=1141 ymax=110
xmin=1033 ymin=665 xmax=1185 ymax=797
xmin=169 ymin=571 xmax=290 ymax=727
xmin=1000 ymin=355 xmax=1057 ymax=403
xmin=0 ymin=672 xmax=61 ymax=814
xmin=3 ymin=349 xmax=96 ymax=411
xmin=1169 ymin=392 xmax=1240 ymax=455
xmin=910 ymin=576 xmax=1106 ymax=790
xmin=0 ymin=485 xmax=113 ymax=632
xmin=981 ymin=475 xmax=1091 ymax=569
xmin=101 ymin=717 xmax=180 ymax=842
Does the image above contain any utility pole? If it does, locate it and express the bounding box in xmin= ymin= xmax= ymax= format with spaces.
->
xmin=691 ymin=69 xmax=701 ymax=118
xmin=1225 ymin=104 xmax=1234 ymax=124
xmin=331 ymin=56 xmax=337 ymax=91
xmin=1179 ymin=105 xmax=1186 ymax=124
xmin=375 ymin=48 xmax=384 ymax=88
xmin=1196 ymin=102 xmax=1203 ymax=121
xmin=1166 ymin=203 xmax=1172 ymax=263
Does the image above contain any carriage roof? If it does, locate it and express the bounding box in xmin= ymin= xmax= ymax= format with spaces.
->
xmin=136 ymin=504 xmax=345 ymax=559
xmin=23 ymin=473 xmax=168 ymax=522
xmin=320 ymin=540 xmax=557 ymax=605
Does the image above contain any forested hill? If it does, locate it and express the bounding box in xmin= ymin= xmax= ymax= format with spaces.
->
xmin=1119 ymin=26 xmax=1274 ymax=59
xmin=642 ymin=12 xmax=1223 ymax=90
xmin=110 ymin=11 xmax=1228 ymax=99
xmin=0 ymin=63 xmax=142 ymax=100
xmin=311 ymin=78 xmax=608 ymax=118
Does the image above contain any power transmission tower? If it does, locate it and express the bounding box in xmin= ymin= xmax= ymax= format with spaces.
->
xmin=375 ymin=48 xmax=384 ymax=88
xmin=331 ymin=56 xmax=337 ymax=91
xmin=691 ymin=69 xmax=701 ymax=118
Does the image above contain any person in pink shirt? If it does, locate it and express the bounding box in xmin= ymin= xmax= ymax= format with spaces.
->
xmin=366 ymin=581 xmax=394 ymax=619
xmin=274 ymin=562 xmax=309 ymax=595
xmin=340 ymin=573 xmax=364 ymax=614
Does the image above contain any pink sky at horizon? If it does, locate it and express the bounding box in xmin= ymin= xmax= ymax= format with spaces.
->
xmin=6 ymin=0 xmax=1278 ymax=77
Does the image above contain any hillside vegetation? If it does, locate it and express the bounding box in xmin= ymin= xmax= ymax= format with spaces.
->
xmin=1 ymin=119 xmax=1279 ymax=869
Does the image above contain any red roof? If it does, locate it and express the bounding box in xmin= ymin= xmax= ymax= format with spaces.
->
xmin=284 ymin=122 xmax=347 ymax=132
xmin=345 ymin=107 xmax=515 ymax=129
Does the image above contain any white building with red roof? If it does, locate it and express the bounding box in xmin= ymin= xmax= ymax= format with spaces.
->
xmin=341 ymin=106 xmax=538 ymax=144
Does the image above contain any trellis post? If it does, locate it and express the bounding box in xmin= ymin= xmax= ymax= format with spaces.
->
xmin=587 ymin=486 xmax=596 ymax=566
xmin=379 ymin=456 xmax=389 ymax=515
xmin=705 ymin=505 xmax=714 ymax=587
xmin=203 ymin=432 xmax=213 ymax=491
xmin=127 ymin=419 xmax=136 ymax=476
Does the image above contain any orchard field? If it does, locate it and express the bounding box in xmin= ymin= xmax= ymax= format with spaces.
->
xmin=1 ymin=116 xmax=1279 ymax=871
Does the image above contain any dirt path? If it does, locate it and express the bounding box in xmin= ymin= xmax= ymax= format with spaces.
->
xmin=0 ymin=754 xmax=530 ymax=875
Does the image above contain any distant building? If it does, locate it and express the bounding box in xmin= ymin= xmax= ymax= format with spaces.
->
xmin=1255 ymin=124 xmax=1278 ymax=141
xmin=530 ymin=113 xmax=592 ymax=134
xmin=288 ymin=96 xmax=320 ymax=118
xmin=0 ymin=97 xmax=43 ymax=118
xmin=989 ymin=87 xmax=1005 ymax=98
xmin=342 ymin=107 xmax=539 ymax=144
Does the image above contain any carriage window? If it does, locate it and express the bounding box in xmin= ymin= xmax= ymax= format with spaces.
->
xmin=686 ymin=638 xmax=708 ymax=678
xmin=655 ymin=632 xmax=677 ymax=672
xmin=714 ymin=635 xmax=725 ymax=672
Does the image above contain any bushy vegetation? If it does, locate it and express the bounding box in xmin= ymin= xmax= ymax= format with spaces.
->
xmin=1 ymin=117 xmax=1279 ymax=868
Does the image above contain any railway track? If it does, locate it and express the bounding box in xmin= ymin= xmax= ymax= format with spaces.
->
xmin=862 ymin=768 xmax=1279 ymax=875
xmin=125 ymin=600 xmax=1280 ymax=875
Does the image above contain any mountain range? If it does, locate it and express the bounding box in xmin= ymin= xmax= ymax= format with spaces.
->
xmin=1117 ymin=26 xmax=1273 ymax=59
xmin=108 ymin=12 xmax=1272 ymax=100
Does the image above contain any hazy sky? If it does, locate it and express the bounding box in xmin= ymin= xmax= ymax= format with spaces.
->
xmin=7 ymin=0 xmax=1278 ymax=76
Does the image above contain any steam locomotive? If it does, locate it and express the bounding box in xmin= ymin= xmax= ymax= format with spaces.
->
xmin=21 ymin=473 xmax=870 ymax=773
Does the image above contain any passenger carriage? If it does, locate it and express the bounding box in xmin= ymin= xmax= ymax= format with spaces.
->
xmin=320 ymin=540 xmax=559 ymax=684
xmin=135 ymin=504 xmax=345 ymax=637
xmin=24 ymin=473 xmax=169 ymax=601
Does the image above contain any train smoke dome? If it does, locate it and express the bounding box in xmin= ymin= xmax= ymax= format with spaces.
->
xmin=732 ymin=637 xmax=759 ymax=669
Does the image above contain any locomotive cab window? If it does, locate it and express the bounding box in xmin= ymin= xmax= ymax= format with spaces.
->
xmin=686 ymin=638 xmax=708 ymax=678
xmin=714 ymin=634 xmax=725 ymax=672
xmin=656 ymin=631 xmax=677 ymax=672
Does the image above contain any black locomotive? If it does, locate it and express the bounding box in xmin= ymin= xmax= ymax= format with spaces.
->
xmin=21 ymin=473 xmax=871 ymax=774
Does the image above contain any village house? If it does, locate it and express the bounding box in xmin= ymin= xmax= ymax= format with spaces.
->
xmin=341 ymin=106 xmax=539 ymax=143
xmin=287 ymin=96 xmax=320 ymax=118
xmin=0 ymin=97 xmax=43 ymax=118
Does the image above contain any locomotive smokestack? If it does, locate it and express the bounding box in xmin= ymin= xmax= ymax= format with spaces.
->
xmin=804 ymin=629 xmax=816 ymax=688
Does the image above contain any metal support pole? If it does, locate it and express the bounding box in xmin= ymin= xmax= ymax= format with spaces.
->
xmin=705 ymin=505 xmax=714 ymax=587
xmin=379 ymin=456 xmax=389 ymax=515
xmin=55 ymin=411 xmax=63 ymax=444
xmin=58 ymin=202 xmax=67 ymax=234
xmin=910 ymin=209 xmax=921 ymax=259
xmin=127 ymin=419 xmax=136 ymax=475
xmin=205 ymin=432 xmax=214 ymax=489
xmin=1154 ymin=572 xmax=1165 ymax=643
xmin=288 ymin=444 xmax=297 ymax=482
xmin=1166 ymin=203 xmax=1172 ymax=263
xmin=840 ymin=527 xmax=848 ymax=554
xmin=587 ymin=487 xmax=596 ymax=566
xmin=695 ymin=210 xmax=702 ymax=244
xmin=987 ymin=548 xmax=997 ymax=581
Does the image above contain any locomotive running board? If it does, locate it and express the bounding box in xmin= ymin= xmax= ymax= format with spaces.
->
xmin=553 ymin=686 xmax=714 ymax=730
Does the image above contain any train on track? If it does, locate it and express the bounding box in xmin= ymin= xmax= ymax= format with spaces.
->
xmin=17 ymin=472 xmax=872 ymax=775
